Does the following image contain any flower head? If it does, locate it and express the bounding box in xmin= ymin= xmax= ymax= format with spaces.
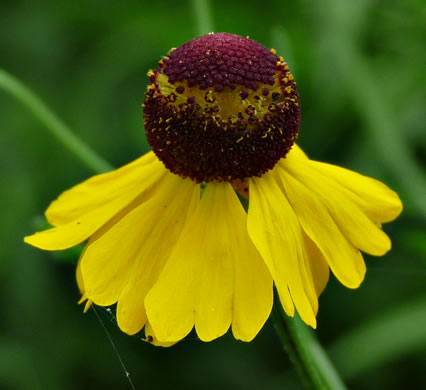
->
xmin=144 ymin=32 xmax=299 ymax=182
xmin=25 ymin=33 xmax=402 ymax=346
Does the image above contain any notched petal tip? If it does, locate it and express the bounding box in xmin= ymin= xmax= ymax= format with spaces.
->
xmin=78 ymin=295 xmax=93 ymax=313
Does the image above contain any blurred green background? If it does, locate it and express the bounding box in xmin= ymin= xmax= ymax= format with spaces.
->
xmin=1 ymin=0 xmax=425 ymax=389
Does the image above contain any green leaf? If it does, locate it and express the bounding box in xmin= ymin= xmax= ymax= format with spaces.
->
xmin=329 ymin=296 xmax=426 ymax=380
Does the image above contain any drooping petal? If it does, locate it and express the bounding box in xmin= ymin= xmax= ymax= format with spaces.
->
xmin=115 ymin=177 xmax=199 ymax=335
xmin=24 ymin=157 xmax=165 ymax=251
xmin=247 ymin=171 xmax=317 ymax=328
xmin=307 ymin=160 xmax=402 ymax=224
xmin=301 ymin=231 xmax=329 ymax=298
xmin=280 ymin=153 xmax=397 ymax=257
xmin=146 ymin=183 xmax=261 ymax=343
xmin=273 ymin=168 xmax=320 ymax=314
xmin=46 ymin=152 xmax=156 ymax=226
xmin=81 ymin=173 xmax=198 ymax=308
xmin=283 ymin=148 xmax=402 ymax=224
xmin=75 ymin=253 xmax=93 ymax=312
xmin=144 ymin=323 xmax=177 ymax=347
xmin=232 ymin=249 xmax=273 ymax=341
xmin=229 ymin=199 xmax=273 ymax=342
xmin=76 ymin=256 xmax=85 ymax=295
xmin=325 ymin=189 xmax=392 ymax=256
xmin=277 ymin=165 xmax=366 ymax=289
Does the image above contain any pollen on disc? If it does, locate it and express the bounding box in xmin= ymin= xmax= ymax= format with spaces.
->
xmin=143 ymin=32 xmax=300 ymax=183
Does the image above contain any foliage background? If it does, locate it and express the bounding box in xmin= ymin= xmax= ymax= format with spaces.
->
xmin=1 ymin=0 xmax=425 ymax=389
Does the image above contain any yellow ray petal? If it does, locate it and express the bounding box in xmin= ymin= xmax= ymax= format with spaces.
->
xmin=302 ymin=231 xmax=329 ymax=298
xmin=46 ymin=152 xmax=156 ymax=226
xmin=286 ymin=152 xmax=402 ymax=224
xmin=289 ymin=144 xmax=309 ymax=159
xmin=226 ymin=194 xmax=273 ymax=342
xmin=325 ymin=190 xmax=392 ymax=256
xmin=144 ymin=323 xmax=177 ymax=347
xmin=248 ymin=172 xmax=317 ymax=328
xmin=146 ymin=183 xmax=248 ymax=343
xmin=277 ymin=165 xmax=366 ymax=289
xmin=76 ymin=255 xmax=85 ymax=295
xmin=318 ymin=163 xmax=401 ymax=223
xmin=80 ymin=173 xmax=197 ymax=308
xmin=75 ymin=254 xmax=93 ymax=312
xmin=115 ymin=177 xmax=199 ymax=335
xmin=280 ymin=155 xmax=394 ymax=257
xmin=272 ymin=170 xmax=320 ymax=315
xmin=232 ymin=249 xmax=273 ymax=341
xmin=24 ymin=158 xmax=165 ymax=251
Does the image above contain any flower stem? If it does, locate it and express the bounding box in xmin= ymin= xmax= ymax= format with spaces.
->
xmin=271 ymin=289 xmax=347 ymax=390
xmin=0 ymin=69 xmax=113 ymax=174
xmin=191 ymin=0 xmax=214 ymax=36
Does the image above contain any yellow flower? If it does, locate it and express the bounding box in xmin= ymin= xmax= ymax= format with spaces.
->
xmin=25 ymin=33 xmax=402 ymax=346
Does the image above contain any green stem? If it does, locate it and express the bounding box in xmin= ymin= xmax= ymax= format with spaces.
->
xmin=191 ymin=0 xmax=214 ymax=36
xmin=271 ymin=290 xmax=347 ymax=390
xmin=0 ymin=69 xmax=113 ymax=174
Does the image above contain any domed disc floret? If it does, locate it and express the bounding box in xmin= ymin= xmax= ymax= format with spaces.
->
xmin=143 ymin=32 xmax=300 ymax=183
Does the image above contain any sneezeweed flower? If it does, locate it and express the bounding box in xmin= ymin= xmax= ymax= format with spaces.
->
xmin=25 ymin=33 xmax=402 ymax=346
